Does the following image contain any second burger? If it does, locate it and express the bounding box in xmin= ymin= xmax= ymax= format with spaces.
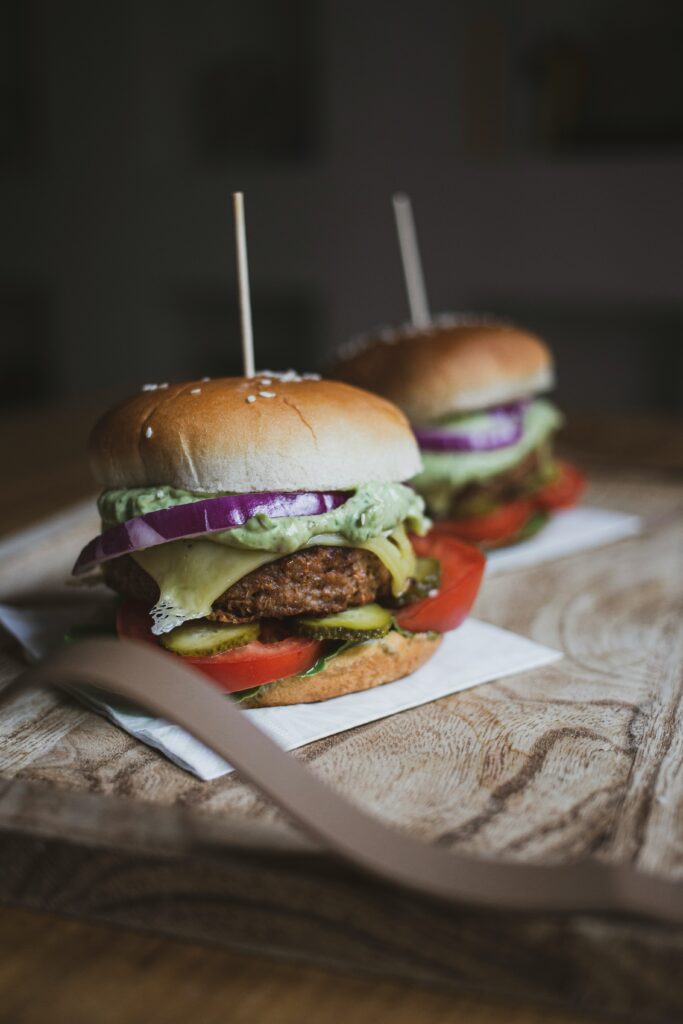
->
xmin=332 ymin=318 xmax=585 ymax=549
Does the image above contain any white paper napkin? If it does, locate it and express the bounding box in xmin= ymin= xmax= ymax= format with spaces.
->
xmin=0 ymin=602 xmax=561 ymax=781
xmin=486 ymin=506 xmax=641 ymax=575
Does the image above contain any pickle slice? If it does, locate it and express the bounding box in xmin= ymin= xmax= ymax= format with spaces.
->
xmin=392 ymin=557 xmax=441 ymax=607
xmin=160 ymin=620 xmax=259 ymax=657
xmin=294 ymin=603 xmax=393 ymax=640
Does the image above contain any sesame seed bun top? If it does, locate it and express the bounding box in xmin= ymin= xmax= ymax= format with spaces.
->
xmin=88 ymin=373 xmax=422 ymax=492
xmin=332 ymin=316 xmax=554 ymax=422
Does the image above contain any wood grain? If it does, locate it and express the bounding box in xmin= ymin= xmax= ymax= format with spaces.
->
xmin=0 ymin=458 xmax=682 ymax=1020
xmin=0 ymin=904 xmax=587 ymax=1024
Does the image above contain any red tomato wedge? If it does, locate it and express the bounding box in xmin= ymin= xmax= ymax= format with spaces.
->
xmin=394 ymin=533 xmax=485 ymax=634
xmin=116 ymin=603 xmax=324 ymax=693
xmin=433 ymin=498 xmax=535 ymax=547
xmin=534 ymin=461 xmax=586 ymax=511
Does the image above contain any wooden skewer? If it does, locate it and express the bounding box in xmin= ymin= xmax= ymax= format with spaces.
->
xmin=392 ymin=192 xmax=430 ymax=329
xmin=233 ymin=191 xmax=255 ymax=377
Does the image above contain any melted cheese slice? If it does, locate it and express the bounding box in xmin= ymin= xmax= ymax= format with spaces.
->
xmin=133 ymin=525 xmax=417 ymax=635
xmin=348 ymin=525 xmax=416 ymax=597
xmin=133 ymin=541 xmax=280 ymax=634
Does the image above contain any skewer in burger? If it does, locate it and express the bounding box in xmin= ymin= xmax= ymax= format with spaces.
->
xmin=331 ymin=317 xmax=585 ymax=549
xmin=73 ymin=373 xmax=484 ymax=706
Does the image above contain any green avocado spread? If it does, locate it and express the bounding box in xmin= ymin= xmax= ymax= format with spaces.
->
xmin=412 ymin=400 xmax=563 ymax=491
xmin=98 ymin=481 xmax=429 ymax=555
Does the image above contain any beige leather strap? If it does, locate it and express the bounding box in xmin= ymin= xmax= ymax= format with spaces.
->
xmin=12 ymin=638 xmax=683 ymax=923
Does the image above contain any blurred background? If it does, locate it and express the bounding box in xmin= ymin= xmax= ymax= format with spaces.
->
xmin=2 ymin=0 xmax=683 ymax=416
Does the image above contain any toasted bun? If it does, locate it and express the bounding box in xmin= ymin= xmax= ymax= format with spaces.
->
xmin=332 ymin=316 xmax=554 ymax=422
xmin=242 ymin=630 xmax=442 ymax=707
xmin=89 ymin=375 xmax=421 ymax=492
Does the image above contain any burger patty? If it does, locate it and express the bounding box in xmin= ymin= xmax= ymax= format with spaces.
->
xmin=103 ymin=545 xmax=392 ymax=624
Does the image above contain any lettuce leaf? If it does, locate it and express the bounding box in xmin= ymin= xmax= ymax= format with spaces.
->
xmin=296 ymin=639 xmax=363 ymax=678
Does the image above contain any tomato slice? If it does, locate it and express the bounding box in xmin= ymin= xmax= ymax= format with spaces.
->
xmin=433 ymin=498 xmax=535 ymax=546
xmin=534 ymin=461 xmax=586 ymax=511
xmin=116 ymin=603 xmax=324 ymax=693
xmin=394 ymin=533 xmax=485 ymax=634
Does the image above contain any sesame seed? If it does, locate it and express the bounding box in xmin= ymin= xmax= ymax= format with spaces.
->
xmin=246 ymin=395 xmax=256 ymax=404
xmin=145 ymin=426 xmax=153 ymax=438
xmin=190 ymin=387 xmax=201 ymax=395
xmin=253 ymin=368 xmax=321 ymax=384
xmin=427 ymin=588 xmax=439 ymax=598
xmin=142 ymin=383 xmax=158 ymax=391
xmin=159 ymin=382 xmax=169 ymax=389
xmin=259 ymin=390 xmax=276 ymax=398
xmin=201 ymin=376 xmax=210 ymax=382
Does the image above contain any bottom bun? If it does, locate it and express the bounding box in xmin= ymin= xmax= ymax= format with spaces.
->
xmin=242 ymin=630 xmax=442 ymax=708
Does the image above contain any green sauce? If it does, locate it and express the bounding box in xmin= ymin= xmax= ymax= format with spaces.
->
xmin=98 ymin=481 xmax=429 ymax=555
xmin=412 ymin=400 xmax=562 ymax=491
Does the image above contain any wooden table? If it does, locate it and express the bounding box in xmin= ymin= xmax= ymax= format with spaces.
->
xmin=0 ymin=402 xmax=682 ymax=1024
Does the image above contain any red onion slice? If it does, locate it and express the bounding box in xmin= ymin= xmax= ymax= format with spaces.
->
xmin=415 ymin=403 xmax=528 ymax=452
xmin=73 ymin=490 xmax=350 ymax=576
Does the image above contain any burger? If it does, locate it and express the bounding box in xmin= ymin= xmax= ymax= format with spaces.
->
xmin=73 ymin=373 xmax=484 ymax=706
xmin=331 ymin=316 xmax=585 ymax=549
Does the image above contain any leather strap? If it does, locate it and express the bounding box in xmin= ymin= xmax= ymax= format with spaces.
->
xmin=11 ymin=638 xmax=683 ymax=923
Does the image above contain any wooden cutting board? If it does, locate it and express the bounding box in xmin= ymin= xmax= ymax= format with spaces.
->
xmin=0 ymin=469 xmax=682 ymax=1023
